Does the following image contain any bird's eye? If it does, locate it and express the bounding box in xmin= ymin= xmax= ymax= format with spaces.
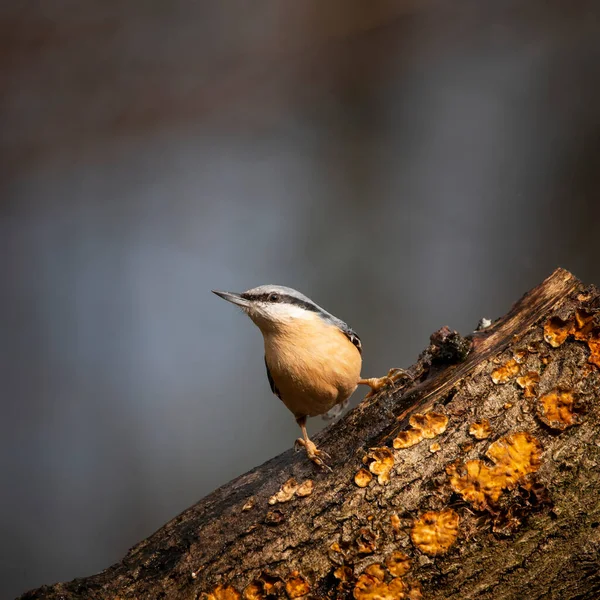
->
xmin=268 ymin=292 xmax=280 ymax=302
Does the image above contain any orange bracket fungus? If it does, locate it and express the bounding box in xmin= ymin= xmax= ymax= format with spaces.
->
xmin=409 ymin=412 xmax=449 ymax=438
xmin=574 ymin=310 xmax=600 ymax=368
xmin=285 ymin=571 xmax=310 ymax=598
xmin=491 ymin=358 xmax=520 ymax=384
xmin=574 ymin=309 xmax=596 ymax=339
xmin=295 ymin=480 xmax=314 ymax=497
xmin=334 ymin=566 xmax=353 ymax=582
xmin=243 ymin=573 xmax=286 ymax=598
xmin=410 ymin=509 xmax=459 ymax=556
xmin=268 ymin=478 xmax=313 ymax=504
xmin=543 ymin=310 xmax=600 ymax=369
xmin=353 ymin=559 xmax=421 ymax=600
xmin=390 ymin=513 xmax=402 ymax=535
xmin=242 ymin=582 xmax=263 ymax=600
xmin=353 ymin=573 xmax=407 ymax=600
xmin=516 ymin=371 xmax=540 ymax=398
xmin=356 ymin=527 xmax=378 ymax=555
xmin=354 ymin=468 xmax=374 ymax=488
xmin=587 ymin=331 xmax=600 ymax=369
xmin=544 ymin=316 xmax=572 ymax=347
xmin=363 ymin=447 xmax=394 ymax=485
xmin=536 ymin=390 xmax=580 ymax=430
xmin=268 ymin=478 xmax=298 ymax=505
xmin=363 ymin=563 xmax=387 ymax=581
xmin=393 ymin=412 xmax=448 ymax=449
xmin=393 ymin=429 xmax=424 ymax=449
xmin=204 ymin=584 xmax=242 ymax=600
xmin=447 ymin=432 xmax=542 ymax=510
xmin=468 ymin=419 xmax=492 ymax=440
xmin=385 ymin=551 xmax=411 ymax=577
xmin=486 ymin=432 xmax=542 ymax=484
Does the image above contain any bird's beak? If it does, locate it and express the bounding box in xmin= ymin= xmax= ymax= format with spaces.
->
xmin=212 ymin=290 xmax=251 ymax=308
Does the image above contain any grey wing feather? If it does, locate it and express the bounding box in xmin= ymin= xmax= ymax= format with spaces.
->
xmin=264 ymin=356 xmax=281 ymax=399
xmin=343 ymin=327 xmax=362 ymax=354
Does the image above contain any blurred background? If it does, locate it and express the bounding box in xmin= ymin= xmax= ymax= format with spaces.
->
xmin=1 ymin=1 xmax=599 ymax=597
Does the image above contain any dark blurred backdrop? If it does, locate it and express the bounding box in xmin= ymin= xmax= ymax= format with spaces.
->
xmin=1 ymin=1 xmax=599 ymax=597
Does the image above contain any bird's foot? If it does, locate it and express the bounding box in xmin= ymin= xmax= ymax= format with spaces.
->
xmin=295 ymin=438 xmax=332 ymax=471
xmin=359 ymin=368 xmax=412 ymax=397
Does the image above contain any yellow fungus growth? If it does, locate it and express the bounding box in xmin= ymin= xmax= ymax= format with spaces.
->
xmin=537 ymin=390 xmax=579 ymax=430
xmin=205 ymin=585 xmax=242 ymax=600
xmin=409 ymin=412 xmax=449 ymax=439
xmin=573 ymin=309 xmax=595 ymax=338
xmin=390 ymin=513 xmax=401 ymax=534
xmin=363 ymin=447 xmax=394 ymax=485
xmin=513 ymin=349 xmax=527 ymax=364
xmin=486 ymin=432 xmax=542 ymax=485
xmin=407 ymin=584 xmax=424 ymax=600
xmin=447 ymin=431 xmax=542 ymax=510
xmin=393 ymin=429 xmax=424 ymax=449
xmin=587 ymin=333 xmax=600 ymax=369
xmin=573 ymin=310 xmax=600 ymax=369
xmin=242 ymin=583 xmax=263 ymax=600
xmin=446 ymin=460 xmax=504 ymax=508
xmin=241 ymin=498 xmax=255 ymax=512
xmin=410 ymin=509 xmax=459 ymax=556
xmin=572 ymin=311 xmax=600 ymax=369
xmin=517 ymin=371 xmax=540 ymax=398
xmin=268 ymin=478 xmax=298 ymax=504
xmin=258 ymin=573 xmax=283 ymax=596
xmin=356 ymin=527 xmax=378 ymax=554
xmin=353 ymin=574 xmax=407 ymax=600
xmin=429 ymin=442 xmax=441 ymax=453
xmin=334 ymin=566 xmax=353 ymax=581
xmin=544 ymin=316 xmax=572 ymax=347
xmin=385 ymin=551 xmax=411 ymax=577
xmin=295 ymin=480 xmax=314 ymax=497
xmin=491 ymin=358 xmax=520 ymax=384
xmin=468 ymin=419 xmax=492 ymax=440
xmin=268 ymin=478 xmax=313 ymax=504
xmin=363 ymin=563 xmax=386 ymax=581
xmin=354 ymin=468 xmax=373 ymax=488
xmin=543 ymin=310 xmax=600 ymax=369
xmin=394 ymin=412 xmax=448 ymax=448
xmin=285 ymin=571 xmax=310 ymax=598
xmin=461 ymin=441 xmax=474 ymax=453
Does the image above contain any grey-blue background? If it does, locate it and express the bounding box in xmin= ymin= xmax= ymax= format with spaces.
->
xmin=2 ymin=2 xmax=599 ymax=597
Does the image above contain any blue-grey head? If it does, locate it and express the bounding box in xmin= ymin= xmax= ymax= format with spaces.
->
xmin=212 ymin=285 xmax=361 ymax=351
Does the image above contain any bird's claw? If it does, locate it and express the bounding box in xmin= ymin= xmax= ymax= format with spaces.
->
xmin=295 ymin=438 xmax=332 ymax=471
xmin=359 ymin=368 xmax=412 ymax=397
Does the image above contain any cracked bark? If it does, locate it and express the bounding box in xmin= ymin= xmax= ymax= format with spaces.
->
xmin=20 ymin=268 xmax=600 ymax=600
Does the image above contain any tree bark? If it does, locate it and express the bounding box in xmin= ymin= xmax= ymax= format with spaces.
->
xmin=21 ymin=268 xmax=600 ymax=600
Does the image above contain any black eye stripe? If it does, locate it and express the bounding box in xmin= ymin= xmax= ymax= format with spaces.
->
xmin=241 ymin=292 xmax=322 ymax=313
xmin=241 ymin=290 xmax=361 ymax=351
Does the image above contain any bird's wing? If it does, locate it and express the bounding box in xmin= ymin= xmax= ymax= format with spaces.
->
xmin=264 ymin=356 xmax=281 ymax=399
xmin=343 ymin=328 xmax=362 ymax=354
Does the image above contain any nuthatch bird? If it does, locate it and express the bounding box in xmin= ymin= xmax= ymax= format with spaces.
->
xmin=212 ymin=285 xmax=395 ymax=470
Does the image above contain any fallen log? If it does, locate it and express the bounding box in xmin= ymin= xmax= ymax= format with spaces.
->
xmin=21 ymin=268 xmax=600 ymax=600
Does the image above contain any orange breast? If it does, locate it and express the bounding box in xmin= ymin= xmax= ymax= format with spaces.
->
xmin=264 ymin=318 xmax=362 ymax=418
